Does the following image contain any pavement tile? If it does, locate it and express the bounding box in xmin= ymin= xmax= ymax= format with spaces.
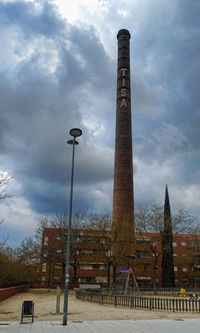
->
xmin=0 ymin=319 xmax=200 ymax=333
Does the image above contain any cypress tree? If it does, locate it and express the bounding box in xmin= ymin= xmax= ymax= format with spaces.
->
xmin=161 ymin=185 xmax=175 ymax=287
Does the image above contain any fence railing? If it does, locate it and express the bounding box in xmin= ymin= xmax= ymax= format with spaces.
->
xmin=102 ymin=287 xmax=200 ymax=297
xmin=76 ymin=290 xmax=200 ymax=313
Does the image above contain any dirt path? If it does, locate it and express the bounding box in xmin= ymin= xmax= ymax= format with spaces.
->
xmin=0 ymin=289 xmax=200 ymax=322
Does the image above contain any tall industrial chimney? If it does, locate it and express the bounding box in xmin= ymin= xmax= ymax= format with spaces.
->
xmin=112 ymin=29 xmax=135 ymax=274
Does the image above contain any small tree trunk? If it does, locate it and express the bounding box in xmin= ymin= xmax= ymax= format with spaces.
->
xmin=113 ymin=265 xmax=116 ymax=285
xmin=48 ymin=260 xmax=52 ymax=292
xmin=194 ymin=270 xmax=197 ymax=291
xmin=153 ymin=267 xmax=157 ymax=295
xmin=73 ymin=265 xmax=77 ymax=280
xmin=56 ymin=286 xmax=61 ymax=314
xmin=107 ymin=264 xmax=111 ymax=288
xmin=73 ymin=264 xmax=78 ymax=287
xmin=62 ymin=264 xmax=65 ymax=288
xmin=153 ymin=257 xmax=157 ymax=295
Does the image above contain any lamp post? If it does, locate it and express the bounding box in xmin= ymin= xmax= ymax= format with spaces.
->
xmin=63 ymin=128 xmax=82 ymax=326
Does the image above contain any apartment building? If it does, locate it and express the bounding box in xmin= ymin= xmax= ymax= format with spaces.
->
xmin=40 ymin=228 xmax=200 ymax=289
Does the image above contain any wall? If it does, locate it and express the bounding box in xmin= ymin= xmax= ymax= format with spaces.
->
xmin=0 ymin=284 xmax=29 ymax=302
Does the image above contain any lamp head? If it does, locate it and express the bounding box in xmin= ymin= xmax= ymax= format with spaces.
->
xmin=70 ymin=128 xmax=82 ymax=138
xmin=67 ymin=139 xmax=79 ymax=145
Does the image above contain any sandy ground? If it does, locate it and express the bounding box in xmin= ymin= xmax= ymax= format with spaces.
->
xmin=0 ymin=289 xmax=200 ymax=322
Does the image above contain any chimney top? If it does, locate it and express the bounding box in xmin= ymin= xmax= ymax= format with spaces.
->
xmin=117 ymin=29 xmax=131 ymax=40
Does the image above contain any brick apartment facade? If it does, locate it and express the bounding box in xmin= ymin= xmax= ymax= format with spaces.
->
xmin=40 ymin=227 xmax=200 ymax=289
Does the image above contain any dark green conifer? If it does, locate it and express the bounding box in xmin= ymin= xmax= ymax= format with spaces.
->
xmin=161 ymin=185 xmax=175 ymax=287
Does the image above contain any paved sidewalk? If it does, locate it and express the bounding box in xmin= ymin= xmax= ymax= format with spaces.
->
xmin=0 ymin=319 xmax=200 ymax=333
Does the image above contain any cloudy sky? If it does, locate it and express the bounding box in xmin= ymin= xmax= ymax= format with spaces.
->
xmin=0 ymin=0 xmax=200 ymax=247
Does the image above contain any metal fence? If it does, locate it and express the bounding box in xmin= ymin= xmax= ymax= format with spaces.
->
xmin=102 ymin=287 xmax=200 ymax=297
xmin=76 ymin=290 xmax=200 ymax=313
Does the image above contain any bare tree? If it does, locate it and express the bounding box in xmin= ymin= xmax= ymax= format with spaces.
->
xmin=177 ymin=225 xmax=200 ymax=289
xmin=135 ymin=205 xmax=196 ymax=290
xmin=16 ymin=216 xmax=57 ymax=289
xmin=135 ymin=205 xmax=196 ymax=234
xmin=135 ymin=205 xmax=163 ymax=291
xmin=172 ymin=210 xmax=196 ymax=233
xmin=28 ymin=211 xmax=89 ymax=287
xmin=47 ymin=211 xmax=89 ymax=286
xmin=0 ymin=220 xmax=8 ymax=249
xmin=0 ymin=244 xmax=39 ymax=288
xmin=86 ymin=214 xmax=112 ymax=286
xmin=0 ymin=172 xmax=12 ymax=200
xmin=17 ymin=237 xmax=40 ymax=264
xmin=111 ymin=216 xmax=136 ymax=286
xmin=88 ymin=214 xmax=135 ymax=286
xmin=0 ymin=173 xmax=12 ymax=246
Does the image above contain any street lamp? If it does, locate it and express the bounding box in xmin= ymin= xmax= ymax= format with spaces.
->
xmin=63 ymin=128 xmax=82 ymax=326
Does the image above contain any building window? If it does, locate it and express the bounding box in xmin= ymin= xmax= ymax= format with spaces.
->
xmin=99 ymin=264 xmax=106 ymax=270
xmin=192 ymin=265 xmax=200 ymax=271
xmin=136 ymin=277 xmax=151 ymax=282
xmin=72 ymin=236 xmax=81 ymax=243
xmin=53 ymin=276 xmax=60 ymax=281
xmin=100 ymin=238 xmax=105 ymax=244
xmin=55 ymin=263 xmax=61 ymax=269
xmin=80 ymin=276 xmax=95 ymax=283
xmin=175 ymin=279 xmax=178 ymax=283
xmin=181 ymin=242 xmax=186 ymax=247
xmin=172 ymin=242 xmax=177 ymax=247
xmin=136 ymin=251 xmax=150 ymax=258
xmin=106 ymin=250 xmax=111 ymax=257
xmin=152 ymin=241 xmax=159 ymax=247
xmin=136 ymin=263 xmax=151 ymax=271
xmin=174 ymin=266 xmax=178 ymax=271
xmin=191 ymin=240 xmax=200 ymax=247
xmin=41 ymin=276 xmax=46 ymax=282
xmin=80 ymin=264 xmax=92 ymax=270
xmin=95 ymin=276 xmax=107 ymax=283
xmin=42 ymin=263 xmax=47 ymax=272
xmin=182 ymin=267 xmax=187 ymax=272
xmin=173 ymin=253 xmax=177 ymax=257
xmin=136 ymin=240 xmax=150 ymax=246
xmin=82 ymin=250 xmax=93 ymax=255
xmin=44 ymin=236 xmax=48 ymax=245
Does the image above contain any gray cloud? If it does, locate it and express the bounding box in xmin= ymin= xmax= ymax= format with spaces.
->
xmin=1 ymin=0 xmax=200 ymax=246
xmin=0 ymin=0 xmax=115 ymax=220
